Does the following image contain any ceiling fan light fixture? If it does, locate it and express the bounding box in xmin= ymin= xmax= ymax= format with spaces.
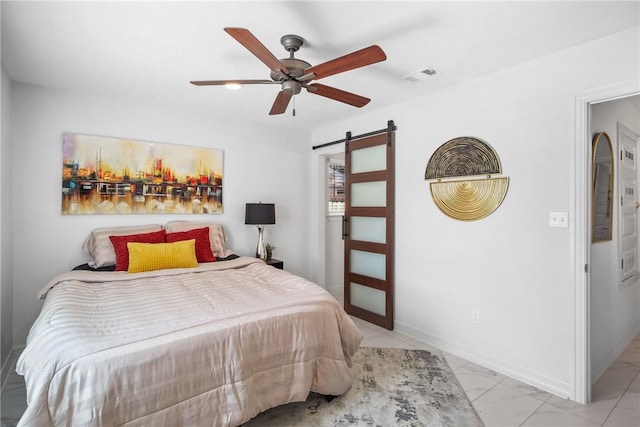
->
xmin=225 ymin=83 xmax=242 ymax=90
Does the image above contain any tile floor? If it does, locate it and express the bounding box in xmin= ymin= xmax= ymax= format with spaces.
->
xmin=1 ymin=320 xmax=638 ymax=427
xmin=350 ymin=316 xmax=640 ymax=427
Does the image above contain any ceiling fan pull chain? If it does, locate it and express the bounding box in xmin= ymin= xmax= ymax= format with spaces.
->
xmin=293 ymin=96 xmax=296 ymax=117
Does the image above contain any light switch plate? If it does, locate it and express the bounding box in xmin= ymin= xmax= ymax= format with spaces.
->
xmin=549 ymin=211 xmax=569 ymax=228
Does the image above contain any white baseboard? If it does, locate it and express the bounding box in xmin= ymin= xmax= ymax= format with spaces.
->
xmin=394 ymin=319 xmax=572 ymax=400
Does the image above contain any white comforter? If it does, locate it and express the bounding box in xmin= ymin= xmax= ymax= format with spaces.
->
xmin=17 ymin=257 xmax=363 ymax=426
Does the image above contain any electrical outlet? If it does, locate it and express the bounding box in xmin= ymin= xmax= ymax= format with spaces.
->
xmin=471 ymin=309 xmax=480 ymax=324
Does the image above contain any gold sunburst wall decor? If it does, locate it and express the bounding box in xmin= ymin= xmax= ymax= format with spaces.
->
xmin=425 ymin=137 xmax=509 ymax=221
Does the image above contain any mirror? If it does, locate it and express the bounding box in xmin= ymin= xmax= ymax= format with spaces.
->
xmin=592 ymin=132 xmax=614 ymax=242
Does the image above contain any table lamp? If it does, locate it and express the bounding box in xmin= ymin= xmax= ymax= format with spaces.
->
xmin=245 ymin=203 xmax=275 ymax=260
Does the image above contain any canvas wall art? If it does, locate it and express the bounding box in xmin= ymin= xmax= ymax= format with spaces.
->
xmin=62 ymin=133 xmax=223 ymax=215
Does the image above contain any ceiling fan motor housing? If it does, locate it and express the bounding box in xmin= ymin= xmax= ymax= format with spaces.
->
xmin=271 ymin=58 xmax=311 ymax=81
xmin=281 ymin=80 xmax=302 ymax=95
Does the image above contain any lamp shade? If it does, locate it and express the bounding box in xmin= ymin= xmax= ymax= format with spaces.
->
xmin=245 ymin=203 xmax=276 ymax=225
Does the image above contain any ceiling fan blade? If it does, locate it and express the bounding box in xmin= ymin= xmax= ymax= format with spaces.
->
xmin=224 ymin=27 xmax=289 ymax=75
xmin=190 ymin=79 xmax=275 ymax=86
xmin=269 ymin=91 xmax=293 ymax=115
xmin=306 ymin=83 xmax=370 ymax=108
xmin=304 ymin=45 xmax=386 ymax=80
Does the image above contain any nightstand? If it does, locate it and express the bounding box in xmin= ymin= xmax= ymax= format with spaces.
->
xmin=265 ymin=258 xmax=283 ymax=270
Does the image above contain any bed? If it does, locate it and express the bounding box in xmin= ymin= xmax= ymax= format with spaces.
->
xmin=16 ymin=223 xmax=363 ymax=426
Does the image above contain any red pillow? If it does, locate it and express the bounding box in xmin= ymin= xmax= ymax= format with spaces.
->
xmin=109 ymin=230 xmax=167 ymax=271
xmin=165 ymin=227 xmax=216 ymax=263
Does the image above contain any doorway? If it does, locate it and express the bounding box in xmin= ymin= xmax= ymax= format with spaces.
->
xmin=325 ymin=152 xmax=346 ymax=298
xmin=575 ymin=85 xmax=639 ymax=405
xmin=589 ymin=96 xmax=640 ymax=390
xmin=312 ymin=143 xmax=347 ymax=303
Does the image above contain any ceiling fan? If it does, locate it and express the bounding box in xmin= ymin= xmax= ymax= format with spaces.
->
xmin=190 ymin=28 xmax=387 ymax=115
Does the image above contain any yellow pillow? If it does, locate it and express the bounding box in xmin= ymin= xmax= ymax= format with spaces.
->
xmin=127 ymin=239 xmax=198 ymax=273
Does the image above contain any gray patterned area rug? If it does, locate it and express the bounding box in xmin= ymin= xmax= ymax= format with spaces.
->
xmin=243 ymin=347 xmax=483 ymax=426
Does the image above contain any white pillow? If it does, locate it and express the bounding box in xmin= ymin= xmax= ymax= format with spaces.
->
xmin=82 ymin=224 xmax=163 ymax=268
xmin=164 ymin=221 xmax=228 ymax=257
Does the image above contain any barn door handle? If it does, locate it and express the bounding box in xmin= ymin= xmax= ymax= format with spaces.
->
xmin=342 ymin=215 xmax=348 ymax=240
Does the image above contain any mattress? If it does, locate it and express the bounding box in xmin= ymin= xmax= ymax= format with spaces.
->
xmin=16 ymin=256 xmax=363 ymax=426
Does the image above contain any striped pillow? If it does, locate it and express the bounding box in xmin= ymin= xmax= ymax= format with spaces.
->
xmin=127 ymin=240 xmax=198 ymax=273
xmin=83 ymin=224 xmax=163 ymax=268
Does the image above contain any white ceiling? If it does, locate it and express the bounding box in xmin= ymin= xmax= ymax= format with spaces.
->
xmin=2 ymin=1 xmax=639 ymax=131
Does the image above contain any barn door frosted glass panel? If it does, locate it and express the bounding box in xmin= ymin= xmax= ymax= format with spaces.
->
xmin=350 ymin=216 xmax=386 ymax=244
xmin=350 ymin=250 xmax=386 ymax=280
xmin=351 ymin=181 xmax=386 ymax=207
xmin=351 ymin=144 xmax=386 ymax=173
xmin=350 ymin=283 xmax=385 ymax=316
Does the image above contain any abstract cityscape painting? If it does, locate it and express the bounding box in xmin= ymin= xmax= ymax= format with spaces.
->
xmin=62 ymin=133 xmax=224 ymax=215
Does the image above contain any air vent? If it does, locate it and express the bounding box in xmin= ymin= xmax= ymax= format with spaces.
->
xmin=404 ymin=68 xmax=438 ymax=82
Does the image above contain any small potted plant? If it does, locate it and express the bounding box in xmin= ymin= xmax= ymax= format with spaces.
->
xmin=265 ymin=243 xmax=276 ymax=261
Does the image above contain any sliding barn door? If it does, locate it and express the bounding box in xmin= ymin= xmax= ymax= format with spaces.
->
xmin=344 ymin=130 xmax=395 ymax=330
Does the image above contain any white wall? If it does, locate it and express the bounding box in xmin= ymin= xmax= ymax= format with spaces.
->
xmin=325 ymin=216 xmax=344 ymax=293
xmin=590 ymin=96 xmax=640 ymax=381
xmin=309 ymin=27 xmax=639 ymax=399
xmin=10 ymin=83 xmax=310 ymax=345
xmin=1 ymin=66 xmax=14 ymax=372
